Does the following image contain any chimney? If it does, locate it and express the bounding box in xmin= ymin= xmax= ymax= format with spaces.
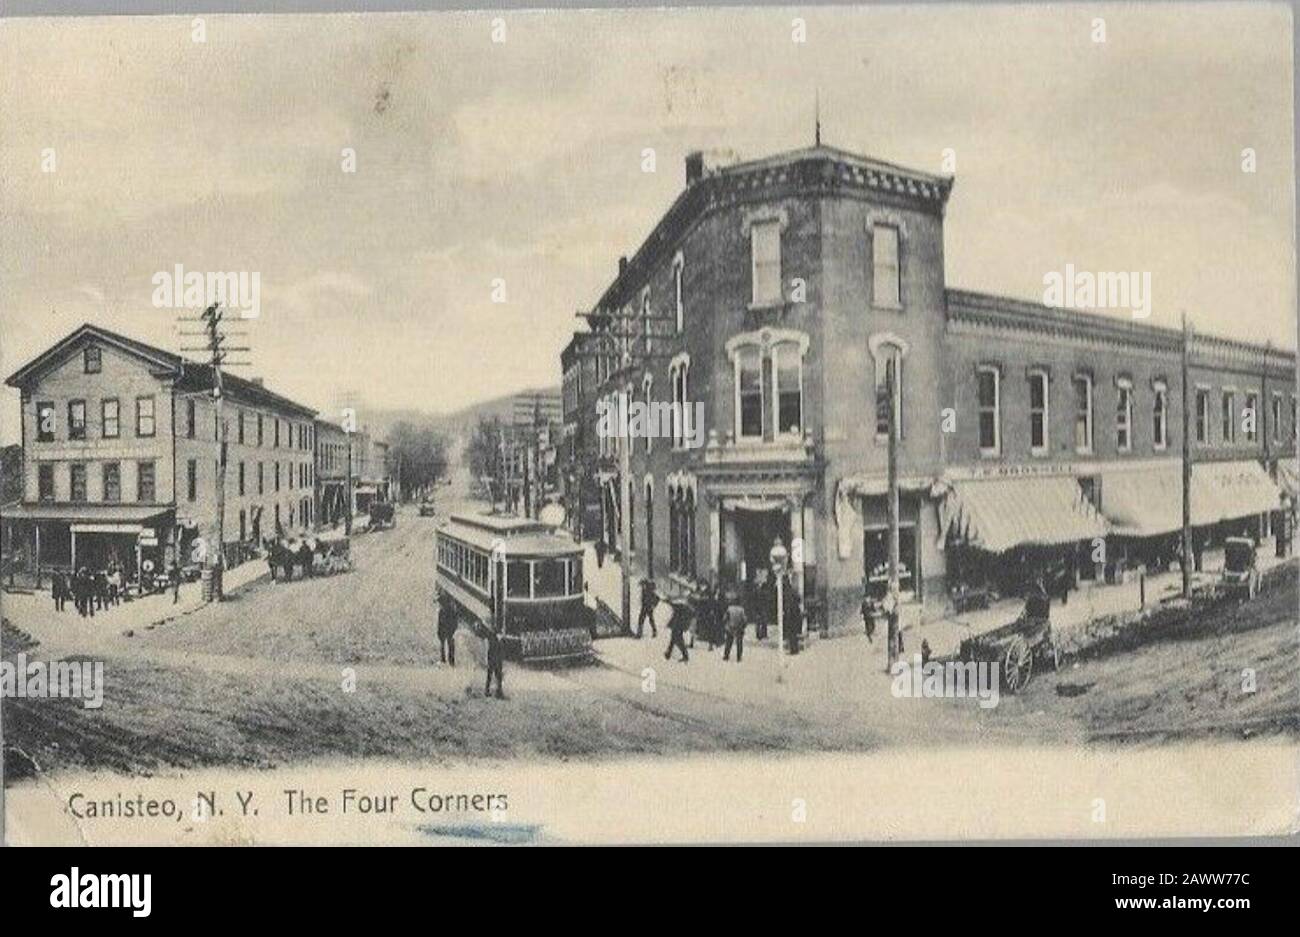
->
xmin=618 ymin=256 xmax=628 ymax=277
xmin=685 ymin=151 xmax=704 ymax=186
xmin=250 ymin=377 xmax=264 ymax=387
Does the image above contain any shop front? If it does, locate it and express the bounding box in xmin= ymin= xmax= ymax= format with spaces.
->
xmin=1097 ymin=459 xmax=1282 ymax=573
xmin=936 ymin=473 xmax=1110 ymax=603
xmin=0 ymin=502 xmax=174 ymax=588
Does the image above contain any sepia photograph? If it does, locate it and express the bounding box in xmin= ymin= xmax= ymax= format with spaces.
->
xmin=0 ymin=0 xmax=1296 ymax=856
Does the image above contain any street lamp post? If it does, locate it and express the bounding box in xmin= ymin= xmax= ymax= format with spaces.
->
xmin=770 ymin=538 xmax=788 ymax=677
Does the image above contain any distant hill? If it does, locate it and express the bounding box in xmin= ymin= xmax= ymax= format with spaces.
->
xmin=353 ymin=385 xmax=560 ymax=445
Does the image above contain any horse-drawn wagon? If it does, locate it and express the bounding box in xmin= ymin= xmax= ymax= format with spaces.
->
xmin=958 ymin=610 xmax=1058 ymax=694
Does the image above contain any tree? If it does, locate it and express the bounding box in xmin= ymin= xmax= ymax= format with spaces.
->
xmin=467 ymin=416 xmax=504 ymax=509
xmin=386 ymin=419 xmax=449 ymax=501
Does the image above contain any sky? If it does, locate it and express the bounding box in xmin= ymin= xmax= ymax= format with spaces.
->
xmin=0 ymin=3 xmax=1295 ymax=444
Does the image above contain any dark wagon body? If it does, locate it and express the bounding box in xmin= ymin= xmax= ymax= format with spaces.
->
xmin=435 ymin=514 xmax=593 ymax=663
xmin=958 ymin=612 xmax=1057 ymax=694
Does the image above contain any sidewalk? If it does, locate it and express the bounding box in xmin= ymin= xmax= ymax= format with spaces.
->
xmin=580 ymin=538 xmax=1293 ymax=660
xmin=2 ymin=559 xmax=269 ymax=654
xmin=916 ymin=540 xmax=1293 ymax=657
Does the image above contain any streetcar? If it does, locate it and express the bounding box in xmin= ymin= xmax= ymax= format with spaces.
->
xmin=434 ymin=513 xmax=593 ymax=663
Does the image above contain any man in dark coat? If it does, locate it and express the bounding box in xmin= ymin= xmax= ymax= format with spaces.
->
xmin=436 ymin=597 xmax=457 ymax=666
xmin=484 ymin=628 xmax=505 ymax=699
xmin=52 ymin=572 xmax=68 ymax=612
xmin=782 ymin=575 xmax=803 ymax=655
xmin=860 ymin=590 xmax=877 ymax=644
xmin=663 ymin=597 xmax=692 ymax=662
xmin=635 ymin=577 xmax=659 ymax=639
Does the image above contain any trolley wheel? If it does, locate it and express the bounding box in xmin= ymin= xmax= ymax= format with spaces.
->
xmin=1002 ymin=636 xmax=1033 ymax=694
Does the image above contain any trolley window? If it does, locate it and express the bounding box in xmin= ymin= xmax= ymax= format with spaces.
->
xmin=506 ymin=560 xmax=531 ymax=598
xmin=533 ymin=559 xmax=567 ymax=598
xmin=567 ymin=557 xmax=584 ymax=596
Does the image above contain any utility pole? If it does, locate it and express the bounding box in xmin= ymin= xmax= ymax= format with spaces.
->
xmin=344 ymin=430 xmax=354 ymax=535
xmin=1181 ymin=311 xmax=1193 ymax=598
xmin=180 ymin=303 xmax=249 ymax=602
xmin=885 ymin=361 xmax=901 ymax=668
xmin=617 ymin=386 xmax=632 ymax=632
xmin=573 ymin=304 xmax=676 ymax=634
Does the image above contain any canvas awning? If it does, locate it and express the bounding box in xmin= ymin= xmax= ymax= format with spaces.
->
xmin=1099 ymin=460 xmax=1281 ymax=537
xmin=1196 ymin=460 xmax=1281 ymax=521
xmin=0 ymin=502 xmax=173 ymax=525
xmin=938 ymin=476 xmax=1108 ymax=553
xmin=1275 ymin=458 xmax=1299 ymax=500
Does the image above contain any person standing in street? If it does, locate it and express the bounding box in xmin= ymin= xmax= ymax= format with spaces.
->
xmin=594 ymin=538 xmax=607 ymax=569
xmin=722 ymin=592 xmax=746 ymax=663
xmin=437 ymin=598 xmax=457 ymax=666
xmin=169 ymin=561 xmax=182 ymax=604
xmin=635 ymin=577 xmax=659 ymax=639
xmin=860 ymin=589 xmax=877 ymax=644
xmin=663 ymin=596 xmax=692 ymax=662
xmin=52 ymin=571 xmax=68 ymax=612
xmin=484 ymin=628 xmax=505 ymax=699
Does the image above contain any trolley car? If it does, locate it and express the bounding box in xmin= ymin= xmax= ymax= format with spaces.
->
xmin=435 ymin=514 xmax=593 ymax=663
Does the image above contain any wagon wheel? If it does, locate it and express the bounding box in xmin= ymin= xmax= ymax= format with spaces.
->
xmin=1002 ymin=636 xmax=1033 ymax=694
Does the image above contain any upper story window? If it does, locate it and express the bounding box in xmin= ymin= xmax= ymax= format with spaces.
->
xmin=103 ymin=462 xmax=121 ymax=502
xmin=136 ymin=396 xmax=156 ymax=438
xmin=1221 ymin=391 xmax=1235 ymax=444
xmin=186 ymin=398 xmax=196 ymax=439
xmin=872 ymin=224 xmax=901 ymax=309
xmin=36 ymin=401 xmax=56 ymax=442
xmin=774 ymin=343 xmax=803 ymax=437
xmin=1272 ymin=394 xmax=1283 ymax=444
xmin=257 ymin=414 xmax=264 ymax=446
xmin=642 ymin=374 xmax=654 ymax=454
xmin=736 ymin=346 xmax=764 ymax=440
xmin=102 ymin=398 xmax=120 ymax=439
xmin=84 ymin=346 xmax=102 ymax=374
xmin=137 ymin=461 xmax=156 ymax=502
xmin=1152 ymin=381 xmax=1168 ymax=450
xmin=672 ymin=253 xmax=685 ymax=334
xmin=669 ymin=355 xmax=690 ymax=449
xmin=1292 ymin=396 xmax=1298 ymax=439
xmin=68 ymin=400 xmax=87 ymax=440
xmin=38 ymin=463 xmax=55 ymax=501
xmin=641 ymin=288 xmax=653 ymax=355
xmin=1115 ymin=378 xmax=1133 ymax=453
xmin=750 ymin=219 xmax=782 ymax=307
xmin=238 ymin=411 xmax=246 ymax=445
xmin=1073 ymin=374 xmax=1093 ymax=454
xmin=1195 ymin=388 xmax=1210 ymax=444
xmin=727 ymin=329 xmax=811 ymax=444
xmin=70 ymin=463 xmax=87 ymax=501
xmin=1028 ymin=370 xmax=1049 ymax=456
xmin=1244 ymin=392 xmax=1258 ymax=443
xmin=977 ymin=366 xmax=1000 ymax=456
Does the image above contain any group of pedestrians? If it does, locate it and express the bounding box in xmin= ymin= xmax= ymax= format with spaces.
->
xmin=51 ymin=563 xmax=126 ymax=617
xmin=634 ymin=574 xmax=805 ymax=664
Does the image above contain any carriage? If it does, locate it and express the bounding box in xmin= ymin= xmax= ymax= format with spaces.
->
xmin=368 ymin=501 xmax=396 ymax=530
xmin=435 ymin=514 xmax=593 ymax=663
xmin=958 ymin=610 xmax=1058 ymax=694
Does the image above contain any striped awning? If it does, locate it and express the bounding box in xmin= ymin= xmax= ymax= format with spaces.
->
xmin=1099 ymin=460 xmax=1281 ymax=537
xmin=939 ymin=476 xmax=1108 ymax=553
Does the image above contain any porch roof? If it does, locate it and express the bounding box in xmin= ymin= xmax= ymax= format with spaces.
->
xmin=0 ymin=502 xmax=174 ymax=525
xmin=1099 ymin=460 xmax=1281 ymax=537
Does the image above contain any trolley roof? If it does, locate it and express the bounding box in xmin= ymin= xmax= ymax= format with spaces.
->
xmin=438 ymin=513 xmax=582 ymax=557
